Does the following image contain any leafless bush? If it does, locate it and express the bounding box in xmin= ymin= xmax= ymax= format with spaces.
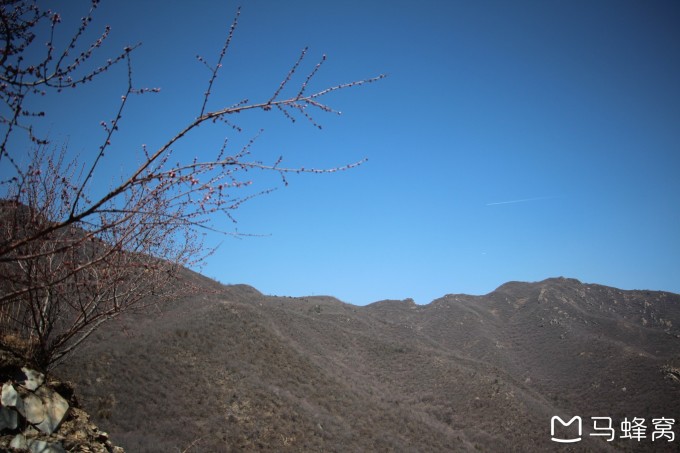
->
xmin=0 ymin=1 xmax=383 ymax=370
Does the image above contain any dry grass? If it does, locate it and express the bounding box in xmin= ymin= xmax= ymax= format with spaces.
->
xmin=55 ymin=275 xmax=680 ymax=452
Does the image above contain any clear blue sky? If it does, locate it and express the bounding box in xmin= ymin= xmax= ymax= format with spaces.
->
xmin=17 ymin=0 xmax=680 ymax=304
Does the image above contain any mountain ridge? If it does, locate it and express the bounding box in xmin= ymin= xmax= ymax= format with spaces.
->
xmin=54 ymin=275 xmax=680 ymax=452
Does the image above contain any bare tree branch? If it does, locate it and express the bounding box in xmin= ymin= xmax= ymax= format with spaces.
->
xmin=0 ymin=1 xmax=383 ymax=371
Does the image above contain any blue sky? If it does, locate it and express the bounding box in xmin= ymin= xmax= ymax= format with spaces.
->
xmin=14 ymin=0 xmax=680 ymax=304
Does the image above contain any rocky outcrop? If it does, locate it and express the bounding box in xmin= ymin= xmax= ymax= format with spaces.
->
xmin=0 ymin=366 xmax=123 ymax=453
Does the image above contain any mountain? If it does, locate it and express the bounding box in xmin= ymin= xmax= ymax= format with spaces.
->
xmin=55 ymin=275 xmax=680 ymax=452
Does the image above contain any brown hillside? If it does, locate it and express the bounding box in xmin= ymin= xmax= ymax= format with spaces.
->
xmin=56 ymin=275 xmax=680 ymax=452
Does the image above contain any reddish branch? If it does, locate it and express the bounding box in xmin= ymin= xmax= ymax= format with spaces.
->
xmin=0 ymin=0 xmax=383 ymax=370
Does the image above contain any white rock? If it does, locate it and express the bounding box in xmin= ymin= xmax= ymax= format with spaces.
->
xmin=2 ymin=382 xmax=24 ymax=414
xmin=35 ymin=386 xmax=69 ymax=434
xmin=22 ymin=392 xmax=46 ymax=425
xmin=10 ymin=433 xmax=27 ymax=449
xmin=20 ymin=367 xmax=45 ymax=391
xmin=26 ymin=439 xmax=67 ymax=453
xmin=0 ymin=405 xmax=18 ymax=431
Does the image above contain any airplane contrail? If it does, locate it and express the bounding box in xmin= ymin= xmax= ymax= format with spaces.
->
xmin=486 ymin=196 xmax=556 ymax=206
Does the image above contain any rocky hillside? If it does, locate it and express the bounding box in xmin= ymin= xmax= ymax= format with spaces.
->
xmin=0 ymin=353 xmax=124 ymax=452
xmin=50 ymin=275 xmax=680 ymax=452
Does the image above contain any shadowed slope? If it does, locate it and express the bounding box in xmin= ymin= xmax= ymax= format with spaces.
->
xmin=57 ymin=275 xmax=680 ymax=452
